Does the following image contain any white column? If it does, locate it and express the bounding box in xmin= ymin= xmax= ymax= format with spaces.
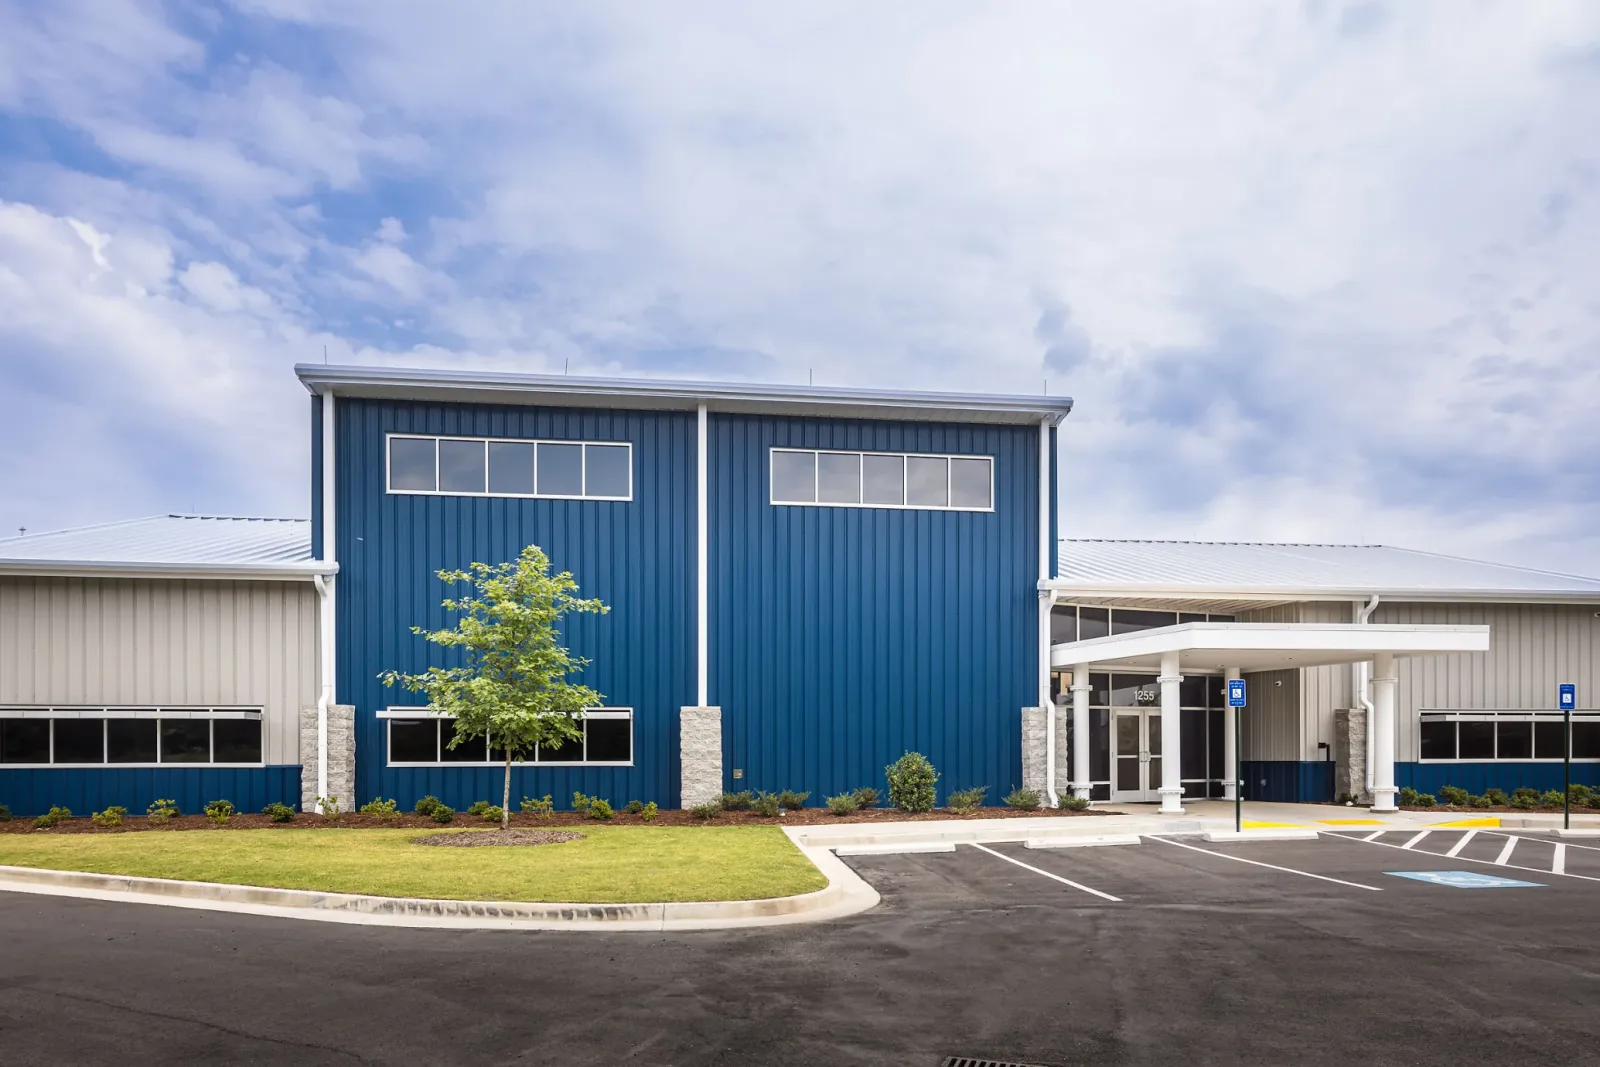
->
xmin=1223 ymin=667 xmax=1240 ymax=801
xmin=1158 ymin=652 xmax=1184 ymax=814
xmin=1370 ymin=652 xmax=1398 ymax=812
xmin=1070 ymin=666 xmax=1092 ymax=800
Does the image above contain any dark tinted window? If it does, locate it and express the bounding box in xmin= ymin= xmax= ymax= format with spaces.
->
xmin=438 ymin=439 xmax=486 ymax=493
xmin=388 ymin=719 xmax=438 ymax=762
xmin=389 ymin=437 xmax=436 ymax=491
xmin=1179 ymin=612 xmax=1206 ymax=624
xmin=213 ymin=719 xmax=262 ymax=763
xmin=536 ymin=729 xmax=582 ymax=762
xmin=1574 ymin=722 xmax=1600 ymax=760
xmin=1111 ymin=609 xmax=1176 ymax=635
xmin=0 ymin=720 xmax=50 ymax=763
xmin=108 ymin=719 xmax=157 ymax=763
xmin=1535 ymin=720 xmax=1567 ymax=759
xmin=1089 ymin=672 xmax=1111 ymax=706
xmin=442 ymin=726 xmax=488 ymax=761
xmin=1496 ymin=720 xmax=1532 ymax=760
xmin=1208 ymin=708 xmax=1225 ymax=777
xmin=1458 ymin=720 xmax=1495 ymax=760
xmin=1090 ymin=708 xmax=1111 ymax=781
xmin=584 ymin=444 xmax=631 ymax=497
xmin=1180 ymin=708 xmax=1207 ymax=778
xmin=54 ymin=719 xmax=105 ymax=763
xmin=584 ymin=717 xmax=632 ymax=763
xmin=1208 ymin=614 xmax=1236 ymax=622
xmin=1111 ymin=674 xmax=1159 ymax=707
xmin=160 ymin=720 xmax=210 ymax=763
xmin=1180 ymin=676 xmax=1209 ymax=707
xmin=1078 ymin=607 xmax=1110 ymax=641
xmin=488 ymin=441 xmax=535 ymax=494
xmin=1419 ymin=720 xmax=1456 ymax=761
xmin=537 ymin=442 xmax=584 ymax=496
xmin=1050 ymin=606 xmax=1076 ymax=644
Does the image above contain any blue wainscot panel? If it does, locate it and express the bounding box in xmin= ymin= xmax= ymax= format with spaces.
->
xmin=1241 ymin=761 xmax=1336 ymax=803
xmin=0 ymin=767 xmax=302 ymax=818
xmin=1398 ymin=762 xmax=1600 ymax=796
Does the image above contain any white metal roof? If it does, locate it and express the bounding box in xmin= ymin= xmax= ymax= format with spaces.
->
xmin=295 ymin=363 xmax=1075 ymax=427
xmin=0 ymin=516 xmax=332 ymax=580
xmin=1050 ymin=621 xmax=1493 ymax=672
xmin=1053 ymin=540 xmax=1600 ymax=603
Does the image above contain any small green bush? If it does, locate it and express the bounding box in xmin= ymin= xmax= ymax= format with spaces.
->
xmin=1483 ymin=788 xmax=1510 ymax=806
xmin=1541 ymin=790 xmax=1566 ymax=809
xmin=1003 ymin=787 xmax=1042 ymax=811
xmin=825 ymin=793 xmax=861 ymax=816
xmin=1415 ymin=793 xmax=1437 ymax=807
xmin=467 ymin=800 xmax=492 ymax=817
xmin=946 ymin=786 xmax=988 ymax=814
xmin=588 ymin=799 xmax=614 ymax=821
xmin=1438 ymin=785 xmax=1470 ymax=807
xmin=1568 ymin=783 xmax=1596 ymax=808
xmin=640 ymin=801 xmax=659 ymax=822
xmin=359 ymin=797 xmax=399 ymax=820
xmin=624 ymin=800 xmax=645 ymax=815
xmin=1398 ymin=786 xmax=1423 ymax=807
xmin=1510 ymin=792 xmax=1538 ymax=810
xmin=719 ymin=790 xmax=754 ymax=811
xmin=92 ymin=805 xmax=126 ymax=828
xmin=775 ymin=790 xmax=810 ymax=810
xmin=147 ymin=798 xmax=179 ymax=822
xmin=752 ymin=791 xmax=781 ymax=817
xmin=34 ymin=805 xmax=71 ymax=829
xmin=1058 ymin=794 xmax=1091 ymax=811
xmin=1468 ymin=794 xmax=1493 ymax=809
xmin=430 ymin=804 xmax=456 ymax=824
xmin=572 ymin=791 xmax=596 ymax=812
xmin=203 ymin=799 xmax=235 ymax=824
xmin=689 ymin=802 xmax=721 ymax=820
xmin=851 ymin=786 xmax=880 ymax=809
xmin=316 ymin=795 xmax=341 ymax=817
xmin=481 ymin=805 xmax=505 ymax=823
xmin=0 ymin=803 xmax=11 ymax=821
xmin=414 ymin=795 xmax=445 ymax=816
xmin=1512 ymin=786 xmax=1539 ymax=802
xmin=885 ymin=751 xmax=939 ymax=813
xmin=521 ymin=794 xmax=554 ymax=817
xmin=261 ymin=802 xmax=295 ymax=823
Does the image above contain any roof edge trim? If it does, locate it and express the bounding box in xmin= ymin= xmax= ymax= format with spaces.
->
xmin=0 ymin=560 xmax=338 ymax=581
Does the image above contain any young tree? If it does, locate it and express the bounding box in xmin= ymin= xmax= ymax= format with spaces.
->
xmin=380 ymin=545 xmax=608 ymax=829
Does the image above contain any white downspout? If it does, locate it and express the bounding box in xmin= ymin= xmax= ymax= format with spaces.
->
xmin=316 ymin=389 xmax=337 ymax=813
xmin=313 ymin=573 xmax=332 ymax=812
xmin=696 ymin=404 xmax=709 ymax=709
xmin=1355 ymin=593 xmax=1379 ymax=799
xmin=1039 ymin=417 xmax=1057 ymax=808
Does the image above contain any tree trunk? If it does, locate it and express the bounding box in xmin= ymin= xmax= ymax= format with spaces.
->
xmin=503 ymin=751 xmax=512 ymax=830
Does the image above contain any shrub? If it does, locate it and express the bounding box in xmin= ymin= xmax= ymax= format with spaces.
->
xmin=1568 ymin=783 xmax=1596 ymax=808
xmin=588 ymin=799 xmax=614 ymax=821
xmin=204 ymin=799 xmax=235 ymax=825
xmin=1540 ymin=790 xmax=1566 ymax=809
xmin=720 ymin=790 xmax=754 ymax=811
xmin=415 ymin=795 xmax=445 ymax=817
xmin=92 ymin=806 xmax=126 ymax=828
xmin=467 ymin=800 xmax=492 ymax=817
xmin=316 ymin=795 xmax=341 ymax=817
xmin=1438 ymin=785 xmax=1470 ymax=807
xmin=775 ymin=790 xmax=810 ymax=810
xmin=946 ymin=786 xmax=988 ymax=814
xmin=0 ymin=803 xmax=11 ymax=821
xmin=690 ymin=802 xmax=721 ymax=820
xmin=359 ymin=797 xmax=400 ymax=820
xmin=34 ymin=806 xmax=71 ymax=829
xmin=1059 ymin=794 xmax=1091 ymax=811
xmin=430 ymin=804 xmax=456 ymax=824
xmin=752 ymin=791 xmax=781 ymax=817
xmin=261 ymin=802 xmax=295 ymax=823
xmin=640 ymin=801 xmax=659 ymax=822
xmin=1510 ymin=791 xmax=1539 ymax=810
xmin=885 ymin=751 xmax=939 ymax=813
xmin=851 ymin=786 xmax=880 ymax=809
xmin=1415 ymin=793 xmax=1437 ymax=807
xmin=1398 ymin=786 xmax=1422 ymax=807
xmin=624 ymin=800 xmax=645 ymax=815
xmin=481 ymin=805 xmax=505 ymax=823
xmin=147 ymin=798 xmax=179 ymax=822
xmin=1468 ymin=794 xmax=1493 ymax=809
xmin=1484 ymin=788 xmax=1510 ymax=807
xmin=825 ymin=793 xmax=861 ymax=816
xmin=521 ymin=795 xmax=554 ymax=818
xmin=1003 ymin=787 xmax=1042 ymax=811
xmin=572 ymin=791 xmax=596 ymax=812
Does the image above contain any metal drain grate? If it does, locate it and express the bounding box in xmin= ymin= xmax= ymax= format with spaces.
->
xmin=941 ymin=1058 xmax=1057 ymax=1067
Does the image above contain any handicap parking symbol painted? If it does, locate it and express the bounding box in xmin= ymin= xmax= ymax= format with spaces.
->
xmin=1387 ymin=870 xmax=1544 ymax=889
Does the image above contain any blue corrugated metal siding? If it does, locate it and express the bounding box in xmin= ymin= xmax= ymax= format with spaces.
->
xmin=710 ymin=414 xmax=1039 ymax=805
xmin=1398 ymin=762 xmax=1600 ymax=796
xmin=311 ymin=395 xmax=323 ymax=559
xmin=335 ymin=399 xmax=694 ymax=812
xmin=1048 ymin=427 xmax=1058 ymax=580
xmin=1241 ymin=760 xmax=1334 ymax=803
xmin=0 ymin=767 xmax=302 ymax=818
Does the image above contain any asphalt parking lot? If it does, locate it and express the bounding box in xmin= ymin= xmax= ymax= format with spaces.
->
xmin=3 ymin=829 xmax=1599 ymax=1066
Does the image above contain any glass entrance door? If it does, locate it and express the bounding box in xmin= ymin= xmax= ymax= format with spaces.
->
xmin=1112 ymin=710 xmax=1162 ymax=802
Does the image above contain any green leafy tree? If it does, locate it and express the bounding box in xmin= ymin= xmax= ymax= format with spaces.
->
xmin=380 ymin=545 xmax=608 ymax=829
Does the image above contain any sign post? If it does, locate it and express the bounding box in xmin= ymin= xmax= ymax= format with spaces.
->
xmin=1229 ymin=679 xmax=1247 ymax=834
xmin=1559 ymin=683 xmax=1576 ymax=830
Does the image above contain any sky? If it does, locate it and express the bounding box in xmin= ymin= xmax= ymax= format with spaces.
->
xmin=1 ymin=0 xmax=1597 ymax=574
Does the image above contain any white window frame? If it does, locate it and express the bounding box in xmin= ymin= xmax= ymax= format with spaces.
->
xmin=1417 ymin=709 xmax=1600 ymax=763
xmin=385 ymin=433 xmax=633 ymax=501
xmin=0 ymin=707 xmax=266 ymax=768
xmin=768 ymin=448 xmax=995 ymax=512
xmin=381 ymin=707 xmax=635 ymax=767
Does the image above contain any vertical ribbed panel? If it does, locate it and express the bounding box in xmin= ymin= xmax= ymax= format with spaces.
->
xmin=709 ymin=414 xmax=1038 ymax=804
xmin=335 ymin=399 xmax=695 ymax=811
xmin=310 ymin=395 xmax=324 ymax=560
xmin=0 ymin=767 xmax=302 ymax=818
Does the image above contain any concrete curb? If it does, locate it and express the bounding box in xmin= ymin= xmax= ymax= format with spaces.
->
xmin=0 ymin=836 xmax=880 ymax=932
xmin=1024 ymin=834 xmax=1143 ymax=850
xmin=1202 ymin=829 xmax=1320 ymax=843
xmin=793 ymin=814 xmax=1234 ymax=849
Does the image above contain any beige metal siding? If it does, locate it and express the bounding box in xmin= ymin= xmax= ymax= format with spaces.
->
xmin=1240 ymin=669 xmax=1300 ymax=760
xmin=1298 ymin=601 xmax=1355 ymax=759
xmin=0 ymin=577 xmax=317 ymax=765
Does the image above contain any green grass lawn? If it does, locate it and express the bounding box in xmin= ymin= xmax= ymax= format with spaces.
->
xmin=0 ymin=826 xmax=827 ymax=903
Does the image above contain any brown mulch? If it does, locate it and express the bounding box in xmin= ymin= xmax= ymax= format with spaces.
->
xmin=0 ymin=804 xmax=1106 ymax=834
xmin=1399 ymin=804 xmax=1598 ymax=814
xmin=412 ymin=829 xmax=586 ymax=848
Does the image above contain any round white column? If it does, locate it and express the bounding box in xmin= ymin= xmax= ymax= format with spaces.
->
xmin=1158 ymin=652 xmax=1185 ymax=814
xmin=1370 ymin=652 xmax=1399 ymax=812
xmin=1070 ymin=666 xmax=1092 ymax=800
xmin=1223 ymin=667 xmax=1240 ymax=801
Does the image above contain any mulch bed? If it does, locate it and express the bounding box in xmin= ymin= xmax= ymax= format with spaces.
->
xmin=0 ymin=804 xmax=1106 ymax=834
xmin=412 ymin=829 xmax=586 ymax=847
xmin=1398 ymin=804 xmax=1599 ymax=814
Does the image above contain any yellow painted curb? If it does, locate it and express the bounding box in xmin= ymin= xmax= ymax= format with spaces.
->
xmin=1242 ymin=820 xmax=1307 ymax=829
xmin=1429 ymin=817 xmax=1501 ymax=828
xmin=1318 ymin=819 xmax=1386 ymax=826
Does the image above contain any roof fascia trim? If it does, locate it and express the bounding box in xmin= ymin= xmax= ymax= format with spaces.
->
xmin=0 ymin=560 xmax=338 ymax=581
xmin=1041 ymin=581 xmax=1600 ymax=604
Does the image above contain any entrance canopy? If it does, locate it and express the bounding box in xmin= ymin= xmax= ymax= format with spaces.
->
xmin=1050 ymin=621 xmax=1491 ymax=673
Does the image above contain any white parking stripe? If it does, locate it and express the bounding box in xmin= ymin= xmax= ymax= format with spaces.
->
xmin=1401 ymin=829 xmax=1432 ymax=850
xmin=1324 ymin=832 xmax=1600 ymax=883
xmin=1554 ymin=843 xmax=1567 ymax=875
xmin=968 ymin=843 xmax=1122 ymax=902
xmin=1148 ymin=835 xmax=1382 ymax=891
xmin=1361 ymin=829 xmax=1387 ymax=842
xmin=1445 ymin=830 xmax=1477 ymax=857
xmin=1494 ymin=836 xmax=1518 ymax=866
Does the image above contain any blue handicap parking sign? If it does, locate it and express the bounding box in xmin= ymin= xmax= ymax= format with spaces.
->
xmin=1387 ymin=871 xmax=1544 ymax=889
xmin=1559 ymin=683 xmax=1576 ymax=711
xmin=1228 ymin=679 xmax=1246 ymax=708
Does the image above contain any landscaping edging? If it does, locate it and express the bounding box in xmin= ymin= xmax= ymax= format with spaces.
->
xmin=0 ymin=836 xmax=878 ymax=932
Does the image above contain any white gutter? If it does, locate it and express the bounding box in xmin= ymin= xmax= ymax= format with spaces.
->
xmin=696 ymin=403 xmax=709 ymax=708
xmin=1038 ymin=418 xmax=1057 ymax=808
xmin=313 ymin=573 xmax=332 ymax=813
xmin=1044 ymin=583 xmax=1600 ymax=605
xmin=1355 ymin=594 xmax=1380 ymax=798
xmin=0 ymin=560 xmax=336 ymax=580
xmin=316 ymin=390 xmax=338 ymax=814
